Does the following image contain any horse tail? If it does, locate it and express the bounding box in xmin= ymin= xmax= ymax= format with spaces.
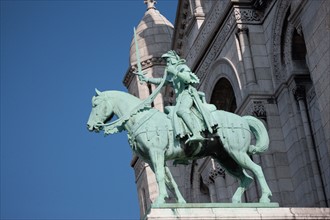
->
xmin=243 ymin=115 xmax=269 ymax=155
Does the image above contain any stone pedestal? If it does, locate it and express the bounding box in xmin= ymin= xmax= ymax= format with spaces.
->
xmin=144 ymin=203 xmax=330 ymax=220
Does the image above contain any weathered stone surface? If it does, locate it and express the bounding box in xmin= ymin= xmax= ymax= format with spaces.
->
xmin=144 ymin=205 xmax=330 ymax=220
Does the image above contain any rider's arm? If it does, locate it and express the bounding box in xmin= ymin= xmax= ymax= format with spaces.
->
xmin=144 ymin=77 xmax=163 ymax=85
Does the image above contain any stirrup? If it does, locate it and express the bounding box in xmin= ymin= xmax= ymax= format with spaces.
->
xmin=185 ymin=136 xmax=215 ymax=144
xmin=185 ymin=136 xmax=204 ymax=144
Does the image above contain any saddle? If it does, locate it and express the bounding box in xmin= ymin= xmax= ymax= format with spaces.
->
xmin=164 ymin=92 xmax=217 ymax=139
xmin=164 ymin=96 xmax=218 ymax=166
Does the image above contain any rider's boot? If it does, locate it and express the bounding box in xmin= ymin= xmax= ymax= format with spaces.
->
xmin=179 ymin=113 xmax=204 ymax=143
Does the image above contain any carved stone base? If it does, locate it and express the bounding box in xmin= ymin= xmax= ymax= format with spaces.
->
xmin=143 ymin=203 xmax=330 ymax=220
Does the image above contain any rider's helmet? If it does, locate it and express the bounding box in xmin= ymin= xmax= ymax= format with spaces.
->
xmin=162 ymin=50 xmax=180 ymax=63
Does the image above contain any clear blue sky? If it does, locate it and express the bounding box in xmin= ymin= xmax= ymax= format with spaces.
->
xmin=1 ymin=1 xmax=177 ymax=219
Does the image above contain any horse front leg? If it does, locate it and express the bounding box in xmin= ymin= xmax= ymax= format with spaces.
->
xmin=150 ymin=150 xmax=168 ymax=207
xmin=164 ymin=166 xmax=186 ymax=203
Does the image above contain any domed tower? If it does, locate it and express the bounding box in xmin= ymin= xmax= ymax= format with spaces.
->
xmin=123 ymin=0 xmax=174 ymax=110
xmin=123 ymin=0 xmax=174 ymax=217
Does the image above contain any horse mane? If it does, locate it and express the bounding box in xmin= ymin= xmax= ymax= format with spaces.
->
xmin=104 ymin=90 xmax=142 ymax=103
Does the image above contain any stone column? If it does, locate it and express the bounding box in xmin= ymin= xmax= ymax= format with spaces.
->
xmin=236 ymin=27 xmax=257 ymax=87
xmin=293 ymin=86 xmax=327 ymax=205
xmin=214 ymin=173 xmax=227 ymax=202
xmin=209 ymin=162 xmax=227 ymax=202
xmin=205 ymin=180 xmax=217 ymax=203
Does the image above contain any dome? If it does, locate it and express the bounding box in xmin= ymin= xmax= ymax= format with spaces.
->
xmin=129 ymin=3 xmax=174 ymax=66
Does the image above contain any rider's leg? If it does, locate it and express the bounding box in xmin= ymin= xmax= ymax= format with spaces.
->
xmin=177 ymin=109 xmax=204 ymax=141
xmin=176 ymin=92 xmax=204 ymax=142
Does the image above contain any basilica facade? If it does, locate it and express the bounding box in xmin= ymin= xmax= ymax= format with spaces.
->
xmin=123 ymin=0 xmax=330 ymax=217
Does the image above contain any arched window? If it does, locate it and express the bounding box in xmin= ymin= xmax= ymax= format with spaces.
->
xmin=210 ymin=78 xmax=237 ymax=112
xmin=292 ymin=29 xmax=307 ymax=61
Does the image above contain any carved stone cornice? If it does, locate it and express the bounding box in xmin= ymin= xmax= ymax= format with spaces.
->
xmin=287 ymin=74 xmax=312 ymax=102
xmin=123 ymin=67 xmax=135 ymax=88
xmin=236 ymin=93 xmax=274 ymax=117
xmin=185 ymin=0 xmax=232 ymax=69
xmin=232 ymin=0 xmax=274 ymax=24
xmin=234 ymin=7 xmax=263 ymax=24
xmin=123 ymin=57 xmax=166 ymax=87
xmin=131 ymin=57 xmax=165 ymax=73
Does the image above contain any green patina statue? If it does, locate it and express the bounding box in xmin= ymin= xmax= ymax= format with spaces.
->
xmin=87 ymin=50 xmax=273 ymax=207
xmin=139 ymin=51 xmax=217 ymax=144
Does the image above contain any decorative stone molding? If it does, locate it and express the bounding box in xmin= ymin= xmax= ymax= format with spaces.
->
xmin=131 ymin=57 xmax=166 ymax=72
xmin=251 ymin=101 xmax=267 ymax=120
xmin=208 ymin=163 xmax=226 ymax=184
xmin=293 ymin=85 xmax=306 ymax=101
xmin=239 ymin=98 xmax=271 ymax=120
xmin=173 ymin=0 xmax=190 ymax=55
xmin=283 ymin=22 xmax=296 ymax=74
xmin=271 ymin=0 xmax=291 ymax=85
xmin=123 ymin=67 xmax=136 ymax=88
xmin=123 ymin=57 xmax=166 ymax=87
xmin=185 ymin=0 xmax=231 ymax=68
xmin=234 ymin=7 xmax=263 ymax=24
xmin=196 ymin=13 xmax=236 ymax=82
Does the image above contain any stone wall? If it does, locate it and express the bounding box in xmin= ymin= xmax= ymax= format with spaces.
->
xmin=172 ymin=0 xmax=329 ymax=207
xmin=128 ymin=0 xmax=330 ymax=216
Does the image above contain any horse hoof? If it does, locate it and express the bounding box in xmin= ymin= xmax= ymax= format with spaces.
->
xmin=152 ymin=198 xmax=166 ymax=207
xmin=232 ymin=198 xmax=242 ymax=203
xmin=177 ymin=199 xmax=186 ymax=204
xmin=259 ymin=196 xmax=271 ymax=203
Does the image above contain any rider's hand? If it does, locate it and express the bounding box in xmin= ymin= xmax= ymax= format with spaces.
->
xmin=139 ymin=72 xmax=148 ymax=83
xmin=166 ymin=65 xmax=176 ymax=76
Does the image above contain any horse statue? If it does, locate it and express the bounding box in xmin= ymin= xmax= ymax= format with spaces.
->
xmin=87 ymin=89 xmax=273 ymax=206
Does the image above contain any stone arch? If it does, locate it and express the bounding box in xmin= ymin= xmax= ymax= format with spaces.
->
xmin=201 ymin=58 xmax=243 ymax=108
xmin=270 ymin=0 xmax=291 ymax=86
xmin=284 ymin=26 xmax=309 ymax=76
xmin=276 ymin=5 xmax=329 ymax=205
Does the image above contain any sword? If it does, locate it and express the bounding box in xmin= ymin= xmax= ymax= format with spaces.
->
xmin=133 ymin=27 xmax=144 ymax=84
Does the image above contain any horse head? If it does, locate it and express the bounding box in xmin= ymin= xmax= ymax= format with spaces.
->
xmin=87 ymin=89 xmax=114 ymax=132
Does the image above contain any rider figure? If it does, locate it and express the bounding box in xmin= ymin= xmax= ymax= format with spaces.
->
xmin=139 ymin=50 xmax=217 ymax=143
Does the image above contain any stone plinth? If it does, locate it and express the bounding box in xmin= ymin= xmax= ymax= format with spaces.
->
xmin=144 ymin=203 xmax=330 ymax=220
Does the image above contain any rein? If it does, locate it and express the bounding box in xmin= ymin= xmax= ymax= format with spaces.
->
xmin=101 ymin=71 xmax=168 ymax=135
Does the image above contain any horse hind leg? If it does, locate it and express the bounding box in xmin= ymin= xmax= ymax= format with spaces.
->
xmin=233 ymin=152 xmax=272 ymax=203
xmin=213 ymin=156 xmax=253 ymax=203
xmin=164 ymin=166 xmax=186 ymax=203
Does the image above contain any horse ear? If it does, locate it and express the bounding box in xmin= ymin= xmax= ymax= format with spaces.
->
xmin=95 ymin=88 xmax=101 ymax=96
